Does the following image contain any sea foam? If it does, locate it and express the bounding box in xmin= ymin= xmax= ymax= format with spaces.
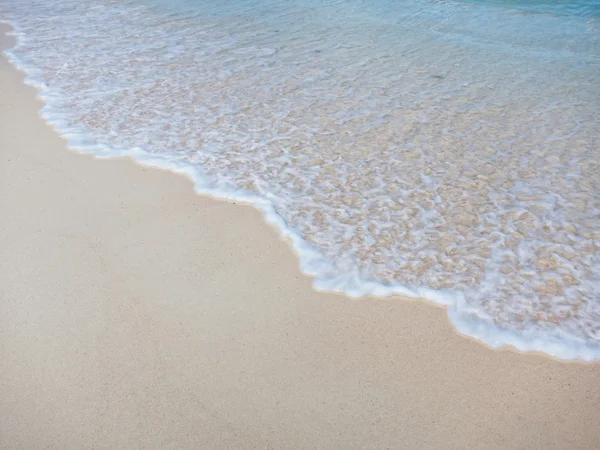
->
xmin=1 ymin=0 xmax=599 ymax=360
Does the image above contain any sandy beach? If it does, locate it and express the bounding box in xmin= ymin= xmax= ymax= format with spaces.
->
xmin=1 ymin=24 xmax=600 ymax=449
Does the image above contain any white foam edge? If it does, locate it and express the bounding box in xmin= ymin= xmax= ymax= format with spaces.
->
xmin=2 ymin=19 xmax=599 ymax=362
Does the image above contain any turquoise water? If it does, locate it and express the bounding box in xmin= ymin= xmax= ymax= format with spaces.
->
xmin=464 ymin=0 xmax=600 ymax=17
xmin=2 ymin=0 xmax=599 ymax=359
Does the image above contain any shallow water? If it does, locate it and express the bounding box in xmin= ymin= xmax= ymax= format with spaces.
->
xmin=463 ymin=0 xmax=600 ymax=17
xmin=2 ymin=0 xmax=599 ymax=359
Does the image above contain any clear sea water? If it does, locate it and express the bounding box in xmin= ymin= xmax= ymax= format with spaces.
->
xmin=1 ymin=0 xmax=599 ymax=360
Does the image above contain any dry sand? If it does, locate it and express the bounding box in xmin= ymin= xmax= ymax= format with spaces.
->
xmin=1 ymin=24 xmax=600 ymax=449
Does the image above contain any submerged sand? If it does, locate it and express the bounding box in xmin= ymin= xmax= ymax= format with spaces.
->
xmin=1 ymin=24 xmax=600 ymax=449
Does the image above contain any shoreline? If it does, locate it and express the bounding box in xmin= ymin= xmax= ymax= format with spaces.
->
xmin=2 ymin=22 xmax=600 ymax=449
xmin=2 ymin=20 xmax=598 ymax=362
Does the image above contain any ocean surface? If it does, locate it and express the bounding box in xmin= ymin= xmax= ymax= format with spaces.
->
xmin=1 ymin=0 xmax=599 ymax=360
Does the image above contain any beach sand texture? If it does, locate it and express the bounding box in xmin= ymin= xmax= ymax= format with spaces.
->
xmin=1 ymin=24 xmax=600 ymax=450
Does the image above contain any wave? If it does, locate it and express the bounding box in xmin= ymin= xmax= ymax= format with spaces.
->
xmin=2 ymin=0 xmax=599 ymax=360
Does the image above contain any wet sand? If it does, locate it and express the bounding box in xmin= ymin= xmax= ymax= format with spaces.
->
xmin=1 ymin=24 xmax=600 ymax=450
